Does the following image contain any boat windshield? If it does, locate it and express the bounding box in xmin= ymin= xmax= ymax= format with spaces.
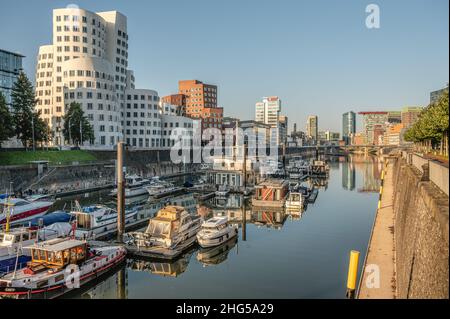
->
xmin=148 ymin=220 xmax=171 ymax=238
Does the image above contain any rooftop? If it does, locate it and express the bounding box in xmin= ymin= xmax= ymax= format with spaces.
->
xmin=0 ymin=48 xmax=25 ymax=57
xmin=25 ymin=238 xmax=85 ymax=252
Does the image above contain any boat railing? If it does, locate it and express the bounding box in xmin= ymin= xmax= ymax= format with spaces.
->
xmin=0 ymin=261 xmax=29 ymax=278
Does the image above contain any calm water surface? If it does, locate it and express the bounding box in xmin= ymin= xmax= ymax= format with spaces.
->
xmin=55 ymin=155 xmax=381 ymax=299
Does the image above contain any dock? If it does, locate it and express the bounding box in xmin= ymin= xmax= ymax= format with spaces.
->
xmin=125 ymin=236 xmax=197 ymax=260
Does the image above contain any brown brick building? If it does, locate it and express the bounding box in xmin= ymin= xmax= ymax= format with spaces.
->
xmin=161 ymin=94 xmax=187 ymax=115
xmin=178 ymin=80 xmax=223 ymax=131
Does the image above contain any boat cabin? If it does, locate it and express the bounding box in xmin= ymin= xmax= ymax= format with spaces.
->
xmin=0 ymin=228 xmax=38 ymax=245
xmin=201 ymin=217 xmax=228 ymax=231
xmin=26 ymin=238 xmax=87 ymax=269
xmin=145 ymin=206 xmax=190 ymax=239
xmin=253 ymin=180 xmax=289 ymax=202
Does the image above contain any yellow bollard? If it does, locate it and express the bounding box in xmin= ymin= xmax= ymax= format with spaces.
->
xmin=381 ymin=170 xmax=385 ymax=181
xmin=346 ymin=250 xmax=360 ymax=298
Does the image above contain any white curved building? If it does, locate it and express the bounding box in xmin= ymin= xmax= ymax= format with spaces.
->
xmin=35 ymin=7 xmax=134 ymax=148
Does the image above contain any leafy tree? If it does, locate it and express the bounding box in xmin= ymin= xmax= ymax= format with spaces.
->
xmin=10 ymin=72 xmax=38 ymax=150
xmin=33 ymin=110 xmax=52 ymax=148
xmin=62 ymin=102 xmax=94 ymax=146
xmin=0 ymin=92 xmax=15 ymax=148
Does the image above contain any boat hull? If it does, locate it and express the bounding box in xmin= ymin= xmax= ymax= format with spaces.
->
xmin=0 ymin=250 xmax=126 ymax=299
xmin=197 ymin=227 xmax=238 ymax=248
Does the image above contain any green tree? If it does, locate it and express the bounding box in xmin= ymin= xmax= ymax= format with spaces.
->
xmin=0 ymin=92 xmax=15 ymax=148
xmin=33 ymin=110 xmax=52 ymax=149
xmin=62 ymin=102 xmax=95 ymax=146
xmin=10 ymin=72 xmax=38 ymax=150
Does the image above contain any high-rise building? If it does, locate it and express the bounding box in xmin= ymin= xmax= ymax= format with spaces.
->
xmin=306 ymin=115 xmax=318 ymax=143
xmin=178 ymin=80 xmax=223 ymax=131
xmin=342 ymin=111 xmax=356 ymax=145
xmin=35 ymin=7 xmax=165 ymax=149
xmin=358 ymin=112 xmax=388 ymax=145
xmin=255 ymin=96 xmax=283 ymax=145
xmin=35 ymin=7 xmax=134 ymax=148
xmin=401 ymin=106 xmax=423 ymax=128
xmin=0 ymin=49 xmax=24 ymax=108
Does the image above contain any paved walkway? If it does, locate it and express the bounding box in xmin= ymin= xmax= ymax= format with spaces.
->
xmin=358 ymin=159 xmax=396 ymax=299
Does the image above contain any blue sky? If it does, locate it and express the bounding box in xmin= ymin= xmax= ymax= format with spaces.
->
xmin=1 ymin=0 xmax=448 ymax=132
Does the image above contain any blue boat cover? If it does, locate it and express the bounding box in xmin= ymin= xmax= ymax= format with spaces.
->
xmin=28 ymin=211 xmax=72 ymax=227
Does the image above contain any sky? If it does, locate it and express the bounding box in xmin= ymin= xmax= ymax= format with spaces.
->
xmin=0 ymin=0 xmax=448 ymax=133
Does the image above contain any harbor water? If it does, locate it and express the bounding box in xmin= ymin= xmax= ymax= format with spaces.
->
xmin=50 ymin=155 xmax=381 ymax=299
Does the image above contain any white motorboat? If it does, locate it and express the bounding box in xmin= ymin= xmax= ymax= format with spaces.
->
xmin=111 ymin=174 xmax=151 ymax=198
xmin=0 ymin=198 xmax=54 ymax=226
xmin=0 ymin=223 xmax=73 ymax=275
xmin=70 ymin=202 xmax=138 ymax=240
xmin=126 ymin=205 xmax=202 ymax=251
xmin=145 ymin=181 xmax=184 ymax=199
xmin=197 ymin=216 xmax=238 ymax=248
xmin=285 ymin=191 xmax=304 ymax=211
xmin=0 ymin=238 xmax=126 ymax=299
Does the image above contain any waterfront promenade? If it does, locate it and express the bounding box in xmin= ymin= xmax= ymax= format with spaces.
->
xmin=359 ymin=158 xmax=396 ymax=298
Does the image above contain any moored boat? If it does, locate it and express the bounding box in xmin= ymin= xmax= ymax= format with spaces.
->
xmin=111 ymin=174 xmax=151 ymax=198
xmin=0 ymin=198 xmax=54 ymax=226
xmin=0 ymin=223 xmax=73 ymax=275
xmin=125 ymin=205 xmax=202 ymax=259
xmin=285 ymin=191 xmax=304 ymax=211
xmin=70 ymin=203 xmax=138 ymax=240
xmin=196 ymin=216 xmax=238 ymax=248
xmin=0 ymin=238 xmax=126 ymax=299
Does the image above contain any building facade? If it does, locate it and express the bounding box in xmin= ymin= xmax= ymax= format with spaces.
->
xmin=342 ymin=111 xmax=356 ymax=145
xmin=35 ymin=8 xmax=133 ymax=148
xmin=255 ymin=96 xmax=284 ymax=145
xmin=0 ymin=49 xmax=24 ymax=107
xmin=306 ymin=115 xmax=318 ymax=143
xmin=0 ymin=49 xmax=25 ymax=148
xmin=358 ymin=112 xmax=388 ymax=145
xmin=401 ymin=106 xmax=423 ymax=128
xmin=178 ymin=80 xmax=223 ymax=131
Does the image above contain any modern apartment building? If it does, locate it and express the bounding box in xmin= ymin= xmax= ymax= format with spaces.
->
xmin=161 ymin=93 xmax=186 ymax=115
xmin=279 ymin=115 xmax=288 ymax=146
xmin=35 ymin=7 xmax=144 ymax=148
xmin=0 ymin=49 xmax=25 ymax=148
xmin=342 ymin=111 xmax=356 ymax=145
xmin=383 ymin=123 xmax=405 ymax=146
xmin=178 ymin=80 xmax=223 ymax=131
xmin=0 ymin=49 xmax=24 ymax=107
xmin=306 ymin=115 xmax=318 ymax=143
xmin=401 ymin=106 xmax=423 ymax=128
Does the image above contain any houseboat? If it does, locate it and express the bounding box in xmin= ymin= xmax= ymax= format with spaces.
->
xmin=0 ymin=198 xmax=54 ymax=226
xmin=125 ymin=206 xmax=202 ymax=260
xmin=197 ymin=216 xmax=238 ymax=248
xmin=252 ymin=179 xmax=289 ymax=208
xmin=0 ymin=238 xmax=126 ymax=299
xmin=0 ymin=223 xmax=73 ymax=275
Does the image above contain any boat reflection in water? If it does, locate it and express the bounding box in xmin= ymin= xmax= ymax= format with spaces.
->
xmin=127 ymin=248 xmax=195 ymax=278
xmin=197 ymin=236 xmax=238 ymax=267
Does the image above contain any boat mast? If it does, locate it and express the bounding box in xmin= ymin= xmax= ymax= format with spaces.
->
xmin=117 ymin=142 xmax=125 ymax=243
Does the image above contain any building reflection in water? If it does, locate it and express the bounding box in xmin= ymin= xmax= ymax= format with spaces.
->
xmin=342 ymin=157 xmax=356 ymax=191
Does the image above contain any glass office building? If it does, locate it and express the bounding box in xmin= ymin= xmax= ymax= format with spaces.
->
xmin=0 ymin=48 xmax=24 ymax=107
xmin=342 ymin=111 xmax=356 ymax=145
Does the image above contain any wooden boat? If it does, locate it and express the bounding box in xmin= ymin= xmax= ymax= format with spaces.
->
xmin=0 ymin=238 xmax=126 ymax=299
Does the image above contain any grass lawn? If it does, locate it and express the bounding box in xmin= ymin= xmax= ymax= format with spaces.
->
xmin=0 ymin=150 xmax=98 ymax=166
